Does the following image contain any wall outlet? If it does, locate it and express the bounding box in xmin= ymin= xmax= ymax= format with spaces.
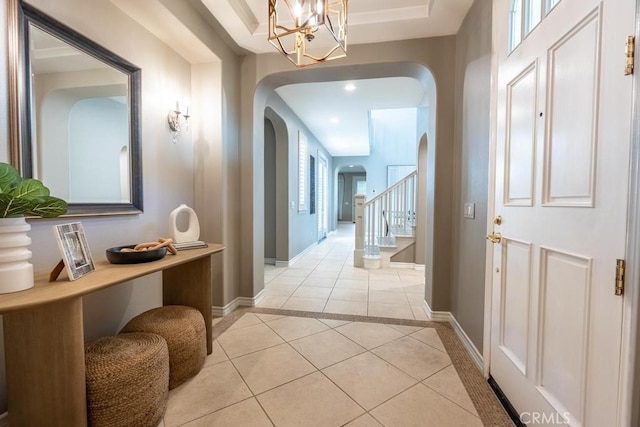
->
xmin=464 ymin=202 xmax=475 ymax=219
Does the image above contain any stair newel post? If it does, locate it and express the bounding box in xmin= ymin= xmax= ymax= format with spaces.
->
xmin=354 ymin=194 xmax=366 ymax=267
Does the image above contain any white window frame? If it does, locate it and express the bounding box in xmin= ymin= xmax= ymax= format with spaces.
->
xmin=509 ymin=0 xmax=562 ymax=53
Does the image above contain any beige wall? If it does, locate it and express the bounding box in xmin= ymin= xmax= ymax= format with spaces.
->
xmin=0 ymin=0 xmax=240 ymax=411
xmin=451 ymin=0 xmax=493 ymax=350
xmin=159 ymin=0 xmax=243 ymax=309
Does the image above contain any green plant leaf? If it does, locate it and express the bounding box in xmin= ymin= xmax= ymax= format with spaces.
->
xmin=0 ymin=194 xmax=31 ymax=218
xmin=27 ymin=197 xmax=68 ymax=218
xmin=0 ymin=162 xmax=67 ymax=218
xmin=11 ymin=179 xmax=50 ymax=200
xmin=0 ymin=163 xmax=22 ymax=194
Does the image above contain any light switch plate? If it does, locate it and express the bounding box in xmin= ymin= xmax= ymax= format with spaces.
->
xmin=464 ymin=202 xmax=475 ymax=219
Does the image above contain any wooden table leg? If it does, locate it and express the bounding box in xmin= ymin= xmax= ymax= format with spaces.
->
xmin=162 ymin=256 xmax=213 ymax=353
xmin=4 ymin=297 xmax=87 ymax=426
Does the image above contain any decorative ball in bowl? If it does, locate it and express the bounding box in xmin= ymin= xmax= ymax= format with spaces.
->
xmin=106 ymin=245 xmax=167 ymax=264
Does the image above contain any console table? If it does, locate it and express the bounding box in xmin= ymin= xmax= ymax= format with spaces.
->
xmin=0 ymin=243 xmax=224 ymax=426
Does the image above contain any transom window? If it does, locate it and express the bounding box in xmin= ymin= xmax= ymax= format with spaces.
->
xmin=509 ymin=0 xmax=562 ymax=52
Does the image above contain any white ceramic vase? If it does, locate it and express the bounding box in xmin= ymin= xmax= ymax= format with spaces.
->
xmin=0 ymin=217 xmax=34 ymax=293
xmin=169 ymin=204 xmax=200 ymax=243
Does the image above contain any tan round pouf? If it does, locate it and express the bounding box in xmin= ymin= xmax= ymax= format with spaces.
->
xmin=120 ymin=305 xmax=206 ymax=389
xmin=85 ymin=332 xmax=169 ymax=427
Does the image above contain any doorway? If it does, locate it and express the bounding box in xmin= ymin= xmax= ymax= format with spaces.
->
xmin=263 ymin=118 xmax=276 ymax=264
xmin=337 ymin=166 xmax=366 ymax=223
xmin=488 ymin=0 xmax=634 ymax=423
xmin=317 ymin=155 xmax=328 ymax=242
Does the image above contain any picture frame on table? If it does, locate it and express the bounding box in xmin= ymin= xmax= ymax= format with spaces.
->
xmin=52 ymin=222 xmax=95 ymax=281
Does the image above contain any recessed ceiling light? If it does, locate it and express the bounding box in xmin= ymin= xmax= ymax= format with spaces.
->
xmin=344 ymin=83 xmax=356 ymax=92
xmin=330 ymin=117 xmax=340 ymax=124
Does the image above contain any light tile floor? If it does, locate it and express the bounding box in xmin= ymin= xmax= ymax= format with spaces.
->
xmin=159 ymin=313 xmax=483 ymax=426
xmin=259 ymin=224 xmax=427 ymax=320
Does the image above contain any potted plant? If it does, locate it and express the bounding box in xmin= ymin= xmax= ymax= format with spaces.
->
xmin=0 ymin=162 xmax=67 ymax=293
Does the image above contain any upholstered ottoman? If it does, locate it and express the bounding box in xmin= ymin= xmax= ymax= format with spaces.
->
xmin=120 ymin=305 xmax=206 ymax=389
xmin=85 ymin=332 xmax=169 ymax=427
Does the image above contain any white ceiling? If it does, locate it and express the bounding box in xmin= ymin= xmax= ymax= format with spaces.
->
xmin=200 ymin=0 xmax=474 ymax=54
xmin=112 ymin=0 xmax=474 ymax=157
xmin=201 ymin=0 xmax=473 ymax=157
xmin=275 ymin=77 xmax=427 ymax=156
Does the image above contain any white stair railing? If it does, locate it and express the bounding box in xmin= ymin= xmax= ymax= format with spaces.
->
xmin=354 ymin=171 xmax=417 ymax=263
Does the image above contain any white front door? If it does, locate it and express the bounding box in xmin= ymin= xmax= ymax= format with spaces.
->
xmin=490 ymin=0 xmax=634 ymax=425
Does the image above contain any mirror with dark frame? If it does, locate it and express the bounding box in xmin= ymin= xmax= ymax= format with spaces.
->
xmin=8 ymin=0 xmax=142 ymax=216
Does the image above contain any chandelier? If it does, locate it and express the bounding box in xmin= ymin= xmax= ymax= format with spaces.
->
xmin=268 ymin=0 xmax=348 ymax=68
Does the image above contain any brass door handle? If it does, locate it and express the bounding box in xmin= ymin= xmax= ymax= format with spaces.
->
xmin=486 ymin=232 xmax=502 ymax=243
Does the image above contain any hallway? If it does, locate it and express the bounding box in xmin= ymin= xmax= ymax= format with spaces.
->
xmin=259 ymin=223 xmax=427 ymax=320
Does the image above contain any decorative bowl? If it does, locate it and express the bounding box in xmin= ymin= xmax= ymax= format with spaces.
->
xmin=106 ymin=245 xmax=167 ymax=264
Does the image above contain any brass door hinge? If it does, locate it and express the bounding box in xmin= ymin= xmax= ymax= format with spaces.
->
xmin=626 ymin=36 xmax=635 ymax=75
xmin=615 ymin=259 xmax=625 ymax=296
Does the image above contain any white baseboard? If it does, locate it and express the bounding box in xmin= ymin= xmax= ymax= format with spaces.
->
xmin=449 ymin=313 xmax=484 ymax=371
xmin=211 ymin=289 xmax=266 ymax=317
xmin=423 ymin=300 xmax=451 ymax=322
xmin=422 ymin=301 xmax=483 ymax=371
xmin=274 ymin=242 xmax=317 ymax=267
xmin=211 ymin=299 xmax=239 ymax=317
xmin=243 ymin=289 xmax=265 ymax=307
xmin=389 ymin=262 xmax=417 ymax=269
xmin=264 ymin=258 xmax=276 ymax=265
xmin=388 ymin=262 xmax=426 ymax=270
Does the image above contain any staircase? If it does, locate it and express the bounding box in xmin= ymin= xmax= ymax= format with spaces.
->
xmin=354 ymin=171 xmax=417 ymax=269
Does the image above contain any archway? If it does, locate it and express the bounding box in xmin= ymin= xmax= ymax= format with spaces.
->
xmin=264 ymin=107 xmax=290 ymax=265
xmin=246 ymin=62 xmax=443 ymax=311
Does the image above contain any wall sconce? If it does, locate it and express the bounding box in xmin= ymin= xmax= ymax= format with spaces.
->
xmin=167 ymin=102 xmax=190 ymax=143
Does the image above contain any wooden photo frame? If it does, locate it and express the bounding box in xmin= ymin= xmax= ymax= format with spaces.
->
xmin=52 ymin=222 xmax=95 ymax=281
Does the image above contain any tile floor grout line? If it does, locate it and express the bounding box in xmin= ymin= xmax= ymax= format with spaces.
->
xmin=405 ymin=332 xmax=449 ymax=354
xmin=175 ymin=395 xmax=262 ymax=427
xmin=315 ymin=367 xmax=370 ymax=415
xmin=252 ymin=369 xmax=321 ymax=400
xmin=231 ymin=341 xmax=319 ymax=396
xmin=253 ymin=394 xmax=277 ymax=427
xmin=422 ymin=380 xmax=483 ymax=420
xmin=320 ymin=349 xmax=423 ymax=417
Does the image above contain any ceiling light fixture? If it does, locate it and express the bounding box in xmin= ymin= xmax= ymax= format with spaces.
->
xmin=344 ymin=83 xmax=356 ymax=91
xmin=268 ymin=0 xmax=348 ymax=68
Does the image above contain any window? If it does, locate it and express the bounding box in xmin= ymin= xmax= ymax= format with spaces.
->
xmin=509 ymin=0 xmax=523 ymax=52
xmin=356 ymin=180 xmax=367 ymax=195
xmin=298 ymin=131 xmax=307 ymax=212
xmin=525 ymin=0 xmax=542 ymax=34
xmin=546 ymin=0 xmax=560 ymax=13
xmin=309 ymin=155 xmax=316 ymax=215
xmin=509 ymin=0 xmax=561 ymax=52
